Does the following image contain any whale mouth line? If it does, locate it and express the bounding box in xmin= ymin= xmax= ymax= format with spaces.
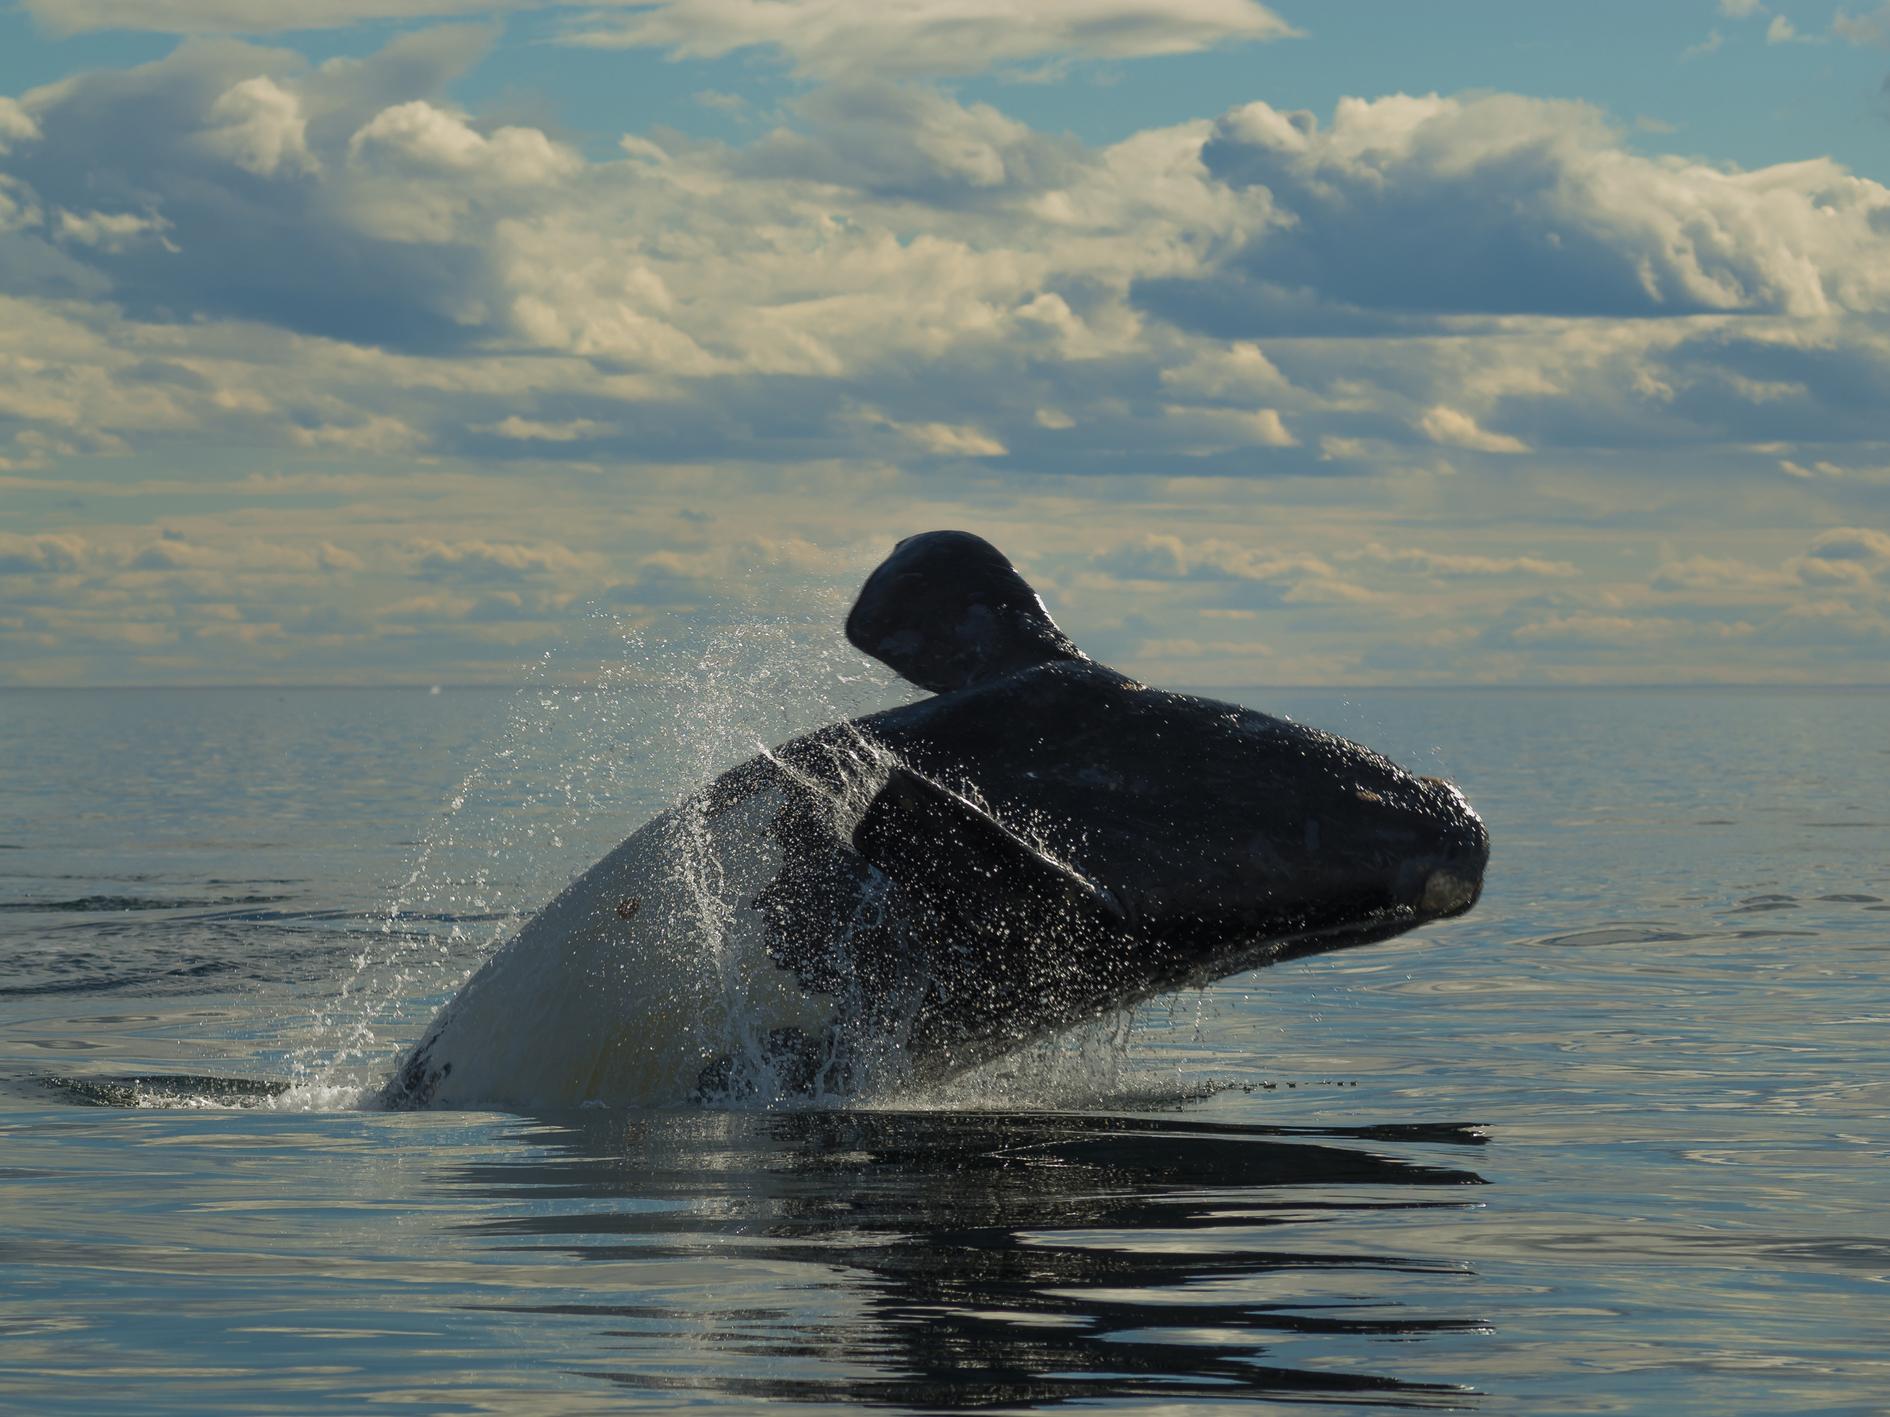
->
xmin=1166 ymin=903 xmax=1425 ymax=989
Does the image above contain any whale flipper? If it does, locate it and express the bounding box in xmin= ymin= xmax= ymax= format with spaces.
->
xmin=844 ymin=530 xmax=1084 ymax=692
xmin=853 ymin=766 xmax=1126 ymax=934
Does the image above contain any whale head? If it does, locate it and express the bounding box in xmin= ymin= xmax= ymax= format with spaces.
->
xmin=1166 ymin=735 xmax=1491 ymax=977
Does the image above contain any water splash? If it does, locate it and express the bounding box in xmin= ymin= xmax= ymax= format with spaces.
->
xmin=275 ymin=576 xmax=1201 ymax=1115
xmin=282 ymin=580 xmax=898 ymax=1105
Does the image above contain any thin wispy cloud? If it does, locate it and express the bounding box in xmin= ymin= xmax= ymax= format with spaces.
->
xmin=556 ymin=0 xmax=1298 ymax=77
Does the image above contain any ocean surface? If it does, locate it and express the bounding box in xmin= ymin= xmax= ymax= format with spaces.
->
xmin=2 ymin=675 xmax=1887 ymax=1414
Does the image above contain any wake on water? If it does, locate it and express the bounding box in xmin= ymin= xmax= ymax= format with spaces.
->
xmin=43 ymin=583 xmax=1241 ymax=1115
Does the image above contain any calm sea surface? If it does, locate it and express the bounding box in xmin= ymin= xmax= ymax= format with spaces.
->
xmin=1 ymin=682 xmax=1886 ymax=1414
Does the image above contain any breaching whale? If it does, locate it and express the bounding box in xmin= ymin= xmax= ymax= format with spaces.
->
xmin=385 ymin=531 xmax=1488 ymax=1110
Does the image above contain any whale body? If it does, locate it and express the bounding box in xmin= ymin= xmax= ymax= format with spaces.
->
xmin=386 ymin=531 xmax=1489 ymax=1110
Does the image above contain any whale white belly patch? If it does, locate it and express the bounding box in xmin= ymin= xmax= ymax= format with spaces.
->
xmin=399 ymin=780 xmax=837 ymax=1109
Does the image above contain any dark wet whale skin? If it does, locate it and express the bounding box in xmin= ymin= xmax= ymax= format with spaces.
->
xmin=860 ymin=658 xmax=1484 ymax=947
xmin=755 ymin=656 xmax=1490 ymax=1089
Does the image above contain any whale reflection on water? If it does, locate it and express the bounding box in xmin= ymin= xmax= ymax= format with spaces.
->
xmin=454 ymin=1108 xmax=1491 ymax=1409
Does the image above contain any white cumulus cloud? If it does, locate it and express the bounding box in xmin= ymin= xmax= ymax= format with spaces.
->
xmin=348 ymin=101 xmax=581 ymax=186
xmin=0 ymin=98 xmax=40 ymax=154
xmin=1833 ymin=3 xmax=1890 ymax=44
xmin=55 ymin=209 xmax=174 ymax=252
xmin=204 ymin=75 xmax=316 ymax=176
xmin=477 ymin=416 xmax=618 ymax=442
xmin=0 ymin=532 xmax=88 ymax=574
xmin=1418 ymin=406 xmax=1530 ymax=455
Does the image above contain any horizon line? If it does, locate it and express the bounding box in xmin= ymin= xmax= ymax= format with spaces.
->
xmin=3 ymin=680 xmax=1887 ymax=693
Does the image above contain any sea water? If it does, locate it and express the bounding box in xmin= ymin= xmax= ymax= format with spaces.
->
xmin=1 ymin=680 xmax=1886 ymax=1413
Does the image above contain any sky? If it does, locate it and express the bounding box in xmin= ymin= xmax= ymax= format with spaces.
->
xmin=2 ymin=0 xmax=1889 ymax=688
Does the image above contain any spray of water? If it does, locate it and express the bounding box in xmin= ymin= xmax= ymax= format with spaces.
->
xmin=276 ymin=580 xmax=883 ymax=1102
xmin=276 ymin=571 xmax=1209 ymax=1114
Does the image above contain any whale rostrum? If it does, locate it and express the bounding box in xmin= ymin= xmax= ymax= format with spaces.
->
xmin=385 ymin=531 xmax=1489 ymax=1109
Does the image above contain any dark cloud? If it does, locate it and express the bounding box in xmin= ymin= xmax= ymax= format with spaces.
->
xmin=1140 ymin=94 xmax=1890 ymax=337
xmin=1198 ymin=101 xmax=1673 ymax=319
xmin=1129 ymin=274 xmax=1433 ymax=339
xmin=2 ymin=30 xmax=503 ymax=350
xmin=1808 ymin=527 xmax=1890 ymax=561
xmin=1654 ymin=329 xmax=1890 ymax=444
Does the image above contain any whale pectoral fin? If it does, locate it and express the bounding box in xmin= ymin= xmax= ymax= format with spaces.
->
xmin=852 ymin=766 xmax=1127 ymax=935
xmin=844 ymin=531 xmax=1084 ymax=692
